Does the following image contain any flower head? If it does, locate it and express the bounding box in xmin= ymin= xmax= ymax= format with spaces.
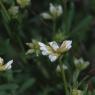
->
xmin=41 ymin=3 xmax=63 ymax=20
xmin=49 ymin=3 xmax=63 ymax=17
xmin=39 ymin=40 xmax=72 ymax=62
xmin=74 ymin=58 xmax=89 ymax=71
xmin=0 ymin=57 xmax=13 ymax=71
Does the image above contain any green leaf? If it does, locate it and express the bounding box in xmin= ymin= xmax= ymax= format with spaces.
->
xmin=0 ymin=84 xmax=18 ymax=91
xmin=72 ymin=15 xmax=93 ymax=33
xmin=19 ymin=78 xmax=35 ymax=93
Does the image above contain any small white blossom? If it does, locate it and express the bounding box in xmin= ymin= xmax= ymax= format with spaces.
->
xmin=49 ymin=3 xmax=63 ymax=17
xmin=74 ymin=58 xmax=89 ymax=71
xmin=0 ymin=57 xmax=13 ymax=71
xmin=39 ymin=40 xmax=72 ymax=62
xmin=41 ymin=3 xmax=63 ymax=19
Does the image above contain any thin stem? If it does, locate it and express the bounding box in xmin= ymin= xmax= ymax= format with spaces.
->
xmin=60 ymin=0 xmax=67 ymax=16
xmin=59 ymin=57 xmax=68 ymax=95
xmin=78 ymin=75 xmax=89 ymax=87
xmin=53 ymin=19 xmax=56 ymax=33
xmin=2 ymin=19 xmax=12 ymax=38
xmin=61 ymin=0 xmax=67 ymax=33
xmin=73 ymin=70 xmax=80 ymax=89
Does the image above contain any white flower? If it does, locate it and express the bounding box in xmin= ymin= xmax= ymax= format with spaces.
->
xmin=0 ymin=57 xmax=13 ymax=71
xmin=49 ymin=3 xmax=63 ymax=17
xmin=41 ymin=3 xmax=63 ymax=19
xmin=74 ymin=58 xmax=89 ymax=71
xmin=39 ymin=40 xmax=72 ymax=62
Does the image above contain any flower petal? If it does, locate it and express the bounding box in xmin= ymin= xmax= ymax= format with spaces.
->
xmin=0 ymin=57 xmax=4 ymax=65
xmin=42 ymin=50 xmax=48 ymax=55
xmin=39 ymin=42 xmax=46 ymax=47
xmin=39 ymin=42 xmax=49 ymax=55
xmin=48 ymin=54 xmax=58 ymax=62
xmin=60 ymin=40 xmax=72 ymax=52
xmin=41 ymin=13 xmax=52 ymax=19
xmin=49 ymin=3 xmax=57 ymax=15
xmin=5 ymin=60 xmax=13 ymax=70
xmin=49 ymin=41 xmax=59 ymax=51
xmin=26 ymin=49 xmax=34 ymax=55
xmin=57 ymin=5 xmax=63 ymax=16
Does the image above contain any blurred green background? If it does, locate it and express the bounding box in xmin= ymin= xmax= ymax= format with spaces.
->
xmin=0 ymin=0 xmax=95 ymax=95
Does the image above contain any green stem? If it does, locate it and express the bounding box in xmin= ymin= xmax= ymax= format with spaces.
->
xmin=16 ymin=36 xmax=25 ymax=52
xmin=73 ymin=70 xmax=80 ymax=89
xmin=78 ymin=75 xmax=89 ymax=87
xmin=0 ymin=1 xmax=10 ymax=21
xmin=53 ymin=19 xmax=56 ymax=33
xmin=61 ymin=0 xmax=67 ymax=33
xmin=2 ymin=19 xmax=12 ymax=38
xmin=59 ymin=57 xmax=68 ymax=95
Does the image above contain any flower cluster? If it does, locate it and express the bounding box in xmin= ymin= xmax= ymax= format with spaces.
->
xmin=26 ymin=40 xmax=72 ymax=62
xmin=0 ymin=57 xmax=13 ymax=71
xmin=39 ymin=40 xmax=72 ymax=62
